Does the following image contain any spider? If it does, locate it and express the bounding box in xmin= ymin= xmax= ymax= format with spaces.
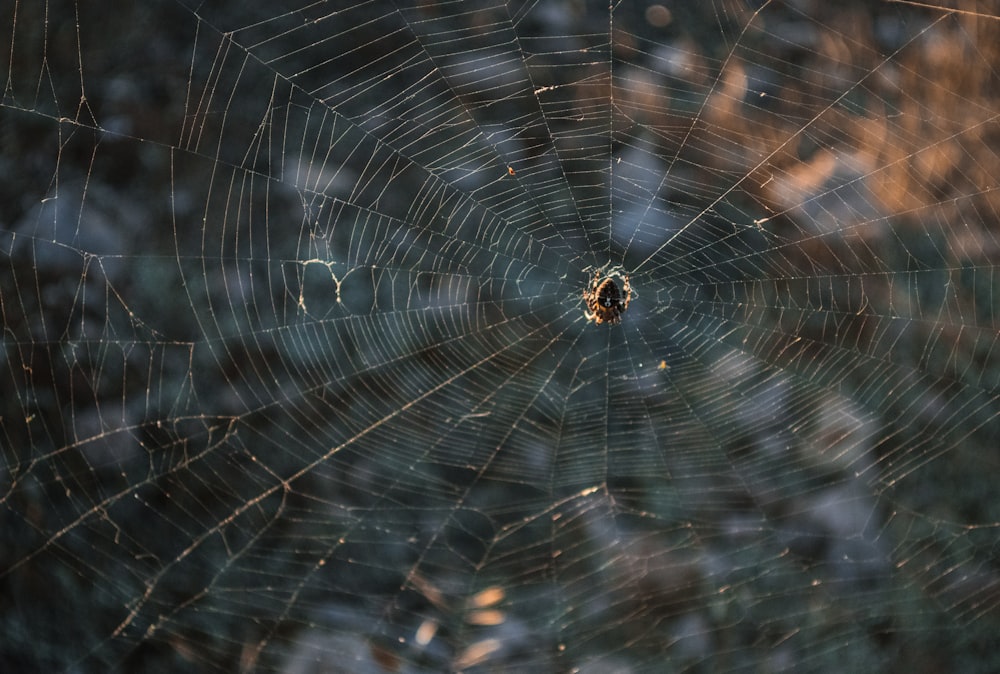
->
xmin=582 ymin=268 xmax=632 ymax=325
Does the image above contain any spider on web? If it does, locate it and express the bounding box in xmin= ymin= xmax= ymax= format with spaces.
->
xmin=582 ymin=267 xmax=632 ymax=325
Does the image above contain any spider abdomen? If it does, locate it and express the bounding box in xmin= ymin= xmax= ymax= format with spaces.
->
xmin=583 ymin=269 xmax=632 ymax=325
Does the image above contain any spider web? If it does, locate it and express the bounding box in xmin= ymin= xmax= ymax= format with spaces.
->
xmin=3 ymin=0 xmax=1000 ymax=671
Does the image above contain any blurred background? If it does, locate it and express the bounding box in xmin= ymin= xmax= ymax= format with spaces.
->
xmin=3 ymin=1 xmax=1000 ymax=672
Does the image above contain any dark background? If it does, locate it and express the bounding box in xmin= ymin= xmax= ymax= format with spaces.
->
xmin=3 ymin=1 xmax=1000 ymax=672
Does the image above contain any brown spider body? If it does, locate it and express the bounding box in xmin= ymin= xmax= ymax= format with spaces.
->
xmin=583 ymin=270 xmax=632 ymax=325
